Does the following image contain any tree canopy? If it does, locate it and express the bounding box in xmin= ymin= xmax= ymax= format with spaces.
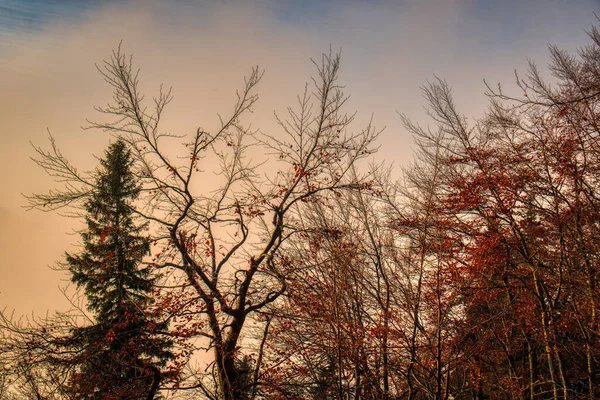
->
xmin=2 ymin=23 xmax=600 ymax=400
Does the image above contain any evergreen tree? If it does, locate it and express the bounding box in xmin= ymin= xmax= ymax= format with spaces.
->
xmin=65 ymin=140 xmax=172 ymax=399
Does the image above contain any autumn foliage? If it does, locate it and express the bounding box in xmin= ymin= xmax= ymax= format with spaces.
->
xmin=3 ymin=25 xmax=600 ymax=400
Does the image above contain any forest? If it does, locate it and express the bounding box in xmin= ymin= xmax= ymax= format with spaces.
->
xmin=2 ymin=24 xmax=600 ymax=400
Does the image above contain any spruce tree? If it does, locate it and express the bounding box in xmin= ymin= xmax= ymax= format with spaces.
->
xmin=65 ymin=140 xmax=172 ymax=399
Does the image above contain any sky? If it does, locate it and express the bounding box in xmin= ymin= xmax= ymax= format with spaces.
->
xmin=0 ymin=0 xmax=598 ymax=316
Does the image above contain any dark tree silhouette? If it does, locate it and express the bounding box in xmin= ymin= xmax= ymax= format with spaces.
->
xmin=65 ymin=140 xmax=172 ymax=399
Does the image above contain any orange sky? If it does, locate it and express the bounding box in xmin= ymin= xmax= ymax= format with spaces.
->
xmin=0 ymin=0 xmax=596 ymax=316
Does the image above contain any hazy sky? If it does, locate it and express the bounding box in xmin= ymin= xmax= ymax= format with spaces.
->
xmin=0 ymin=0 xmax=598 ymax=316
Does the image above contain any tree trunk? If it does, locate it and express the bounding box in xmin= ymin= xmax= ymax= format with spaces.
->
xmin=215 ymin=313 xmax=246 ymax=400
xmin=215 ymin=346 xmax=243 ymax=400
xmin=145 ymin=367 xmax=161 ymax=400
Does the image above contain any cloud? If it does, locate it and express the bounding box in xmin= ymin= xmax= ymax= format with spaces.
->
xmin=0 ymin=0 xmax=596 ymax=314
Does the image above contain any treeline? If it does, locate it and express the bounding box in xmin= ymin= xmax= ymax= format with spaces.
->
xmin=2 ymin=26 xmax=600 ymax=400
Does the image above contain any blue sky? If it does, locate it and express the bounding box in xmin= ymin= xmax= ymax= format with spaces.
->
xmin=3 ymin=0 xmax=596 ymax=47
xmin=0 ymin=0 xmax=112 ymax=42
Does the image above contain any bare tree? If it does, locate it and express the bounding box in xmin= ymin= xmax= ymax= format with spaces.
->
xmin=28 ymin=45 xmax=380 ymax=399
xmin=0 ymin=310 xmax=82 ymax=400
